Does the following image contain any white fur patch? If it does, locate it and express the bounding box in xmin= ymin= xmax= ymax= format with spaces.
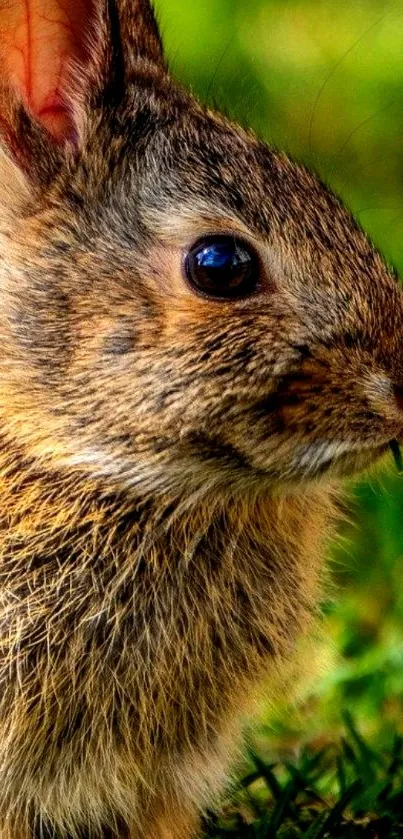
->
xmin=293 ymin=438 xmax=379 ymax=475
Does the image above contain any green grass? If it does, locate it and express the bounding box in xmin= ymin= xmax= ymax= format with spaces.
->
xmin=202 ymin=713 xmax=403 ymax=837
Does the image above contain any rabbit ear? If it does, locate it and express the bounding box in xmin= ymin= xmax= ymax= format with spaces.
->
xmin=0 ymin=1 xmax=96 ymax=146
xmin=104 ymin=0 xmax=164 ymax=73
xmin=0 ymin=1 xmax=164 ymax=179
xmin=91 ymin=0 xmax=164 ymax=111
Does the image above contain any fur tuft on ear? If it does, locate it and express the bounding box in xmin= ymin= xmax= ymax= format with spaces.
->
xmin=0 ymin=0 xmax=164 ymax=177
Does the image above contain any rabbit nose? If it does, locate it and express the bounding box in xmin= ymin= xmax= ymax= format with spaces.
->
xmin=393 ymin=384 xmax=403 ymax=413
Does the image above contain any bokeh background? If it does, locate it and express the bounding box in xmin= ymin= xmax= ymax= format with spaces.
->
xmin=156 ymin=0 xmax=403 ymax=752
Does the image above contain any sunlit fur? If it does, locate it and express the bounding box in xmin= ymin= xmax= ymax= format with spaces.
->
xmin=0 ymin=1 xmax=401 ymax=838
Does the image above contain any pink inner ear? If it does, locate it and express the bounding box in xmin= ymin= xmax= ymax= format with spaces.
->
xmin=0 ymin=0 xmax=94 ymax=141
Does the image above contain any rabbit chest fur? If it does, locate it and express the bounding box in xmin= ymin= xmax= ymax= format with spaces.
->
xmin=0 ymin=460 xmax=332 ymax=838
xmin=0 ymin=1 xmax=402 ymax=838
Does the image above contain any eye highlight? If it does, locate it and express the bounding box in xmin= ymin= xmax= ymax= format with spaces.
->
xmin=184 ymin=235 xmax=260 ymax=300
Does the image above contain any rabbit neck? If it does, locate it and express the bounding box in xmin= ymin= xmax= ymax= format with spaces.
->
xmin=0 ymin=455 xmax=336 ymax=666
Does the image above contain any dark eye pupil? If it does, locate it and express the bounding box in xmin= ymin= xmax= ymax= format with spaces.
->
xmin=184 ymin=235 xmax=259 ymax=299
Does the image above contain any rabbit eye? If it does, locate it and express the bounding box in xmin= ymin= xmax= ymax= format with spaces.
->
xmin=184 ymin=235 xmax=260 ymax=299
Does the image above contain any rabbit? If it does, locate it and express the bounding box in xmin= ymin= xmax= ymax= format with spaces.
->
xmin=0 ymin=0 xmax=401 ymax=837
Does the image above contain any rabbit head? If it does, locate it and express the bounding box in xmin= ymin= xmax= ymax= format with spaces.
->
xmin=0 ymin=0 xmax=402 ymax=501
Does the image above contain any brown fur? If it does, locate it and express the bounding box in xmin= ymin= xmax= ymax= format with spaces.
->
xmin=0 ymin=1 xmax=401 ymax=837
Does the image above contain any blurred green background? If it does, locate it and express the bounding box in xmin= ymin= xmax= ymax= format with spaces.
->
xmin=156 ymin=0 xmax=403 ymax=750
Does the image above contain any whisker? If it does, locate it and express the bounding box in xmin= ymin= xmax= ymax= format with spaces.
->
xmin=354 ymin=207 xmax=403 ymax=217
xmin=205 ymin=33 xmax=237 ymax=101
xmin=335 ymin=152 xmax=399 ymax=192
xmin=209 ymin=68 xmax=268 ymax=139
xmin=308 ymin=10 xmax=393 ymax=156
xmin=328 ymin=98 xmax=401 ymax=183
xmin=381 ymin=212 xmax=403 ymax=238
